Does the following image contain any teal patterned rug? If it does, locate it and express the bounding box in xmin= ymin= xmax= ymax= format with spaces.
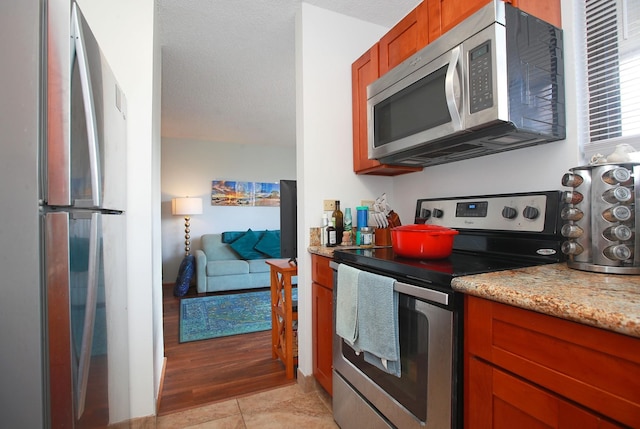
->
xmin=179 ymin=289 xmax=273 ymax=343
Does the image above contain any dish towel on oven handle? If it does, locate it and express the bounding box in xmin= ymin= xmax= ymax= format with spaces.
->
xmin=335 ymin=264 xmax=360 ymax=345
xmin=355 ymin=271 xmax=401 ymax=378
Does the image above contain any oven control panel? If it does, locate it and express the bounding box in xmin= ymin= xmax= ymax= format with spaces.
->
xmin=416 ymin=193 xmax=549 ymax=232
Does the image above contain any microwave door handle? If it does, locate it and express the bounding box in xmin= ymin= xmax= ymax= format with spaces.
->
xmin=72 ymin=5 xmax=102 ymax=208
xmin=445 ymin=46 xmax=463 ymax=131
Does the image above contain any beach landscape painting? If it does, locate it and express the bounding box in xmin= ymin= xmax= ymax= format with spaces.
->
xmin=211 ymin=180 xmax=280 ymax=206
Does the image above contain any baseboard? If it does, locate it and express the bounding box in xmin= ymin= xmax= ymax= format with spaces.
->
xmin=296 ymin=368 xmax=319 ymax=393
xmin=117 ymin=414 xmax=156 ymax=429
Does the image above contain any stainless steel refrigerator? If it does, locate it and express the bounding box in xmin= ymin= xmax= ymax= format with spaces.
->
xmin=43 ymin=1 xmax=131 ymax=427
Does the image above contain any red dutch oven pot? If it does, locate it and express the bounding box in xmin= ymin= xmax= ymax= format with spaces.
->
xmin=390 ymin=224 xmax=459 ymax=259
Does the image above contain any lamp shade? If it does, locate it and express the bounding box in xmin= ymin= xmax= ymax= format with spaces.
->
xmin=172 ymin=197 xmax=203 ymax=216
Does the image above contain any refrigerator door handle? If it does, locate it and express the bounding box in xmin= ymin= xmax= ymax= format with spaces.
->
xmin=75 ymin=212 xmax=100 ymax=419
xmin=71 ymin=4 xmax=102 ymax=208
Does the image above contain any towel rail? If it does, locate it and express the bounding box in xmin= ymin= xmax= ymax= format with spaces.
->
xmin=332 ymin=261 xmax=449 ymax=306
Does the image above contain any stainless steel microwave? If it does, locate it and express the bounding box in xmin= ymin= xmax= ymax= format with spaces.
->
xmin=368 ymin=1 xmax=565 ymax=167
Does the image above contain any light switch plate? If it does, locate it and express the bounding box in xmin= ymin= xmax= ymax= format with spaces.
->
xmin=323 ymin=200 xmax=336 ymax=211
xmin=361 ymin=200 xmax=374 ymax=209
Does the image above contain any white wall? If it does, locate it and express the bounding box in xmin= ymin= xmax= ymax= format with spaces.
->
xmin=391 ymin=1 xmax=583 ymax=224
xmin=77 ymin=0 xmax=159 ymax=420
xmin=161 ymin=138 xmax=296 ymax=281
xmin=295 ymin=3 xmax=396 ymax=378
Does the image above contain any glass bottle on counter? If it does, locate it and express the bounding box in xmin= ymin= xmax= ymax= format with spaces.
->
xmin=326 ymin=217 xmax=337 ymax=247
xmin=344 ymin=208 xmax=352 ymax=232
xmin=360 ymin=227 xmax=374 ymax=247
xmin=321 ymin=213 xmax=328 ymax=246
xmin=333 ymin=201 xmax=344 ymax=245
xmin=343 ymin=207 xmax=352 ymax=245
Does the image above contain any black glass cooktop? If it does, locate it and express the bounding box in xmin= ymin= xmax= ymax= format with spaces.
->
xmin=333 ymin=247 xmax=552 ymax=289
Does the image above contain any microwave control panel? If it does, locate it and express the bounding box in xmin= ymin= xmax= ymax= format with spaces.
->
xmin=468 ymin=41 xmax=493 ymax=114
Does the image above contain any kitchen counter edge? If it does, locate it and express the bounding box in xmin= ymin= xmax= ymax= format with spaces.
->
xmin=308 ymin=245 xmax=391 ymax=258
xmin=452 ymin=263 xmax=640 ymax=339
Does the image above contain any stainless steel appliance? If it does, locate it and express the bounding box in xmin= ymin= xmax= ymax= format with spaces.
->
xmin=332 ymin=191 xmax=565 ymax=429
xmin=45 ymin=1 xmax=131 ymax=427
xmin=560 ymin=162 xmax=640 ymax=274
xmin=368 ymin=1 xmax=565 ymax=167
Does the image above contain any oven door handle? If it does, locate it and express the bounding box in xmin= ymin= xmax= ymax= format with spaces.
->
xmin=331 ymin=261 xmax=449 ymax=306
xmin=395 ymin=281 xmax=449 ymax=306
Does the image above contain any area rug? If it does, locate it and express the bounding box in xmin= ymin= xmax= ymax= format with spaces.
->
xmin=179 ymin=289 xmax=283 ymax=343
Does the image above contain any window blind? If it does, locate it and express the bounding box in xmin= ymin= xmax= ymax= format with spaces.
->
xmin=583 ymin=0 xmax=640 ymax=161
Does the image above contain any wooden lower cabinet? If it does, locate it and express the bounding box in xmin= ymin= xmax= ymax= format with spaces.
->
xmin=464 ymin=295 xmax=640 ymax=428
xmin=311 ymin=254 xmax=333 ymax=395
xmin=468 ymin=357 xmax=621 ymax=428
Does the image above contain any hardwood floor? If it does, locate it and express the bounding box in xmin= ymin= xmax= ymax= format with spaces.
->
xmin=157 ymin=284 xmax=295 ymax=416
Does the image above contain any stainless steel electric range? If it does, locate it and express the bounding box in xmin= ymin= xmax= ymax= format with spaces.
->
xmin=331 ymin=190 xmax=565 ymax=429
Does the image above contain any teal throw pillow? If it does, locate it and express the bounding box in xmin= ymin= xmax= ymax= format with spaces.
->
xmin=254 ymin=230 xmax=281 ymax=258
xmin=229 ymin=229 xmax=265 ymax=260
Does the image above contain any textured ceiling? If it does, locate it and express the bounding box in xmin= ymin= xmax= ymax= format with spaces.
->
xmin=158 ymin=0 xmax=420 ymax=147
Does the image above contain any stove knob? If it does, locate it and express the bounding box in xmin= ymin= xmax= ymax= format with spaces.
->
xmin=523 ymin=206 xmax=540 ymax=220
xmin=502 ymin=206 xmax=518 ymax=219
xmin=432 ymin=208 xmax=444 ymax=218
xmin=421 ymin=209 xmax=432 ymax=219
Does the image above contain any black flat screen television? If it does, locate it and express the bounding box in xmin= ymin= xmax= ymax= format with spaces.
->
xmin=279 ymin=179 xmax=297 ymax=264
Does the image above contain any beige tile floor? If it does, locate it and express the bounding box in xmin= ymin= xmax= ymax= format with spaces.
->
xmin=156 ymin=384 xmax=338 ymax=429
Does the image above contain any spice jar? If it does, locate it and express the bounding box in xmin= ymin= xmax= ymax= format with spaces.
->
xmin=360 ymin=227 xmax=373 ymax=247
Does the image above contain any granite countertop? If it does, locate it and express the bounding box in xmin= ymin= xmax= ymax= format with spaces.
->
xmin=308 ymin=245 xmax=390 ymax=258
xmin=452 ymin=263 xmax=640 ymax=339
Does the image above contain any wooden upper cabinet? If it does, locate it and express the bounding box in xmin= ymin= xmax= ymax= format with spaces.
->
xmin=512 ymin=0 xmax=561 ymax=28
xmin=426 ymin=0 xmax=442 ymax=42
xmin=439 ymin=0 xmax=561 ymax=34
xmin=438 ymin=0 xmax=489 ymax=34
xmin=351 ymin=44 xmax=423 ymax=176
xmin=379 ymin=2 xmax=430 ymax=75
xmin=351 ymin=0 xmax=561 ymax=177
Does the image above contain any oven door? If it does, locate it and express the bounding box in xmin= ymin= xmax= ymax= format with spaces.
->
xmin=331 ymin=262 xmax=460 ymax=429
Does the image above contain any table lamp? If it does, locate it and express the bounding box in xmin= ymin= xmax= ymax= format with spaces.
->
xmin=172 ymin=197 xmax=203 ymax=256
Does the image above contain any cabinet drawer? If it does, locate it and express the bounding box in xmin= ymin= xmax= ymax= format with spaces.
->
xmin=467 ymin=357 xmax=621 ymax=428
xmin=466 ymin=296 xmax=640 ymax=427
xmin=311 ymin=254 xmax=333 ymax=289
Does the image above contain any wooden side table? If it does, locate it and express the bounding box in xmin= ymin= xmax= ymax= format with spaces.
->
xmin=266 ymin=259 xmax=298 ymax=379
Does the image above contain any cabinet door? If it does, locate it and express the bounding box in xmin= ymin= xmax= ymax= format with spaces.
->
xmin=513 ymin=0 xmax=561 ymax=28
xmin=311 ymin=254 xmax=332 ymax=289
xmin=379 ymin=2 xmax=429 ymax=75
xmin=312 ymin=281 xmax=333 ymax=395
xmin=439 ymin=0 xmax=562 ymax=34
xmin=467 ymin=357 xmax=622 ymax=429
xmin=351 ymin=45 xmax=423 ymax=176
xmin=426 ymin=0 xmax=442 ymax=42
xmin=465 ymin=296 xmax=640 ymax=428
xmin=439 ymin=0 xmax=488 ymax=34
